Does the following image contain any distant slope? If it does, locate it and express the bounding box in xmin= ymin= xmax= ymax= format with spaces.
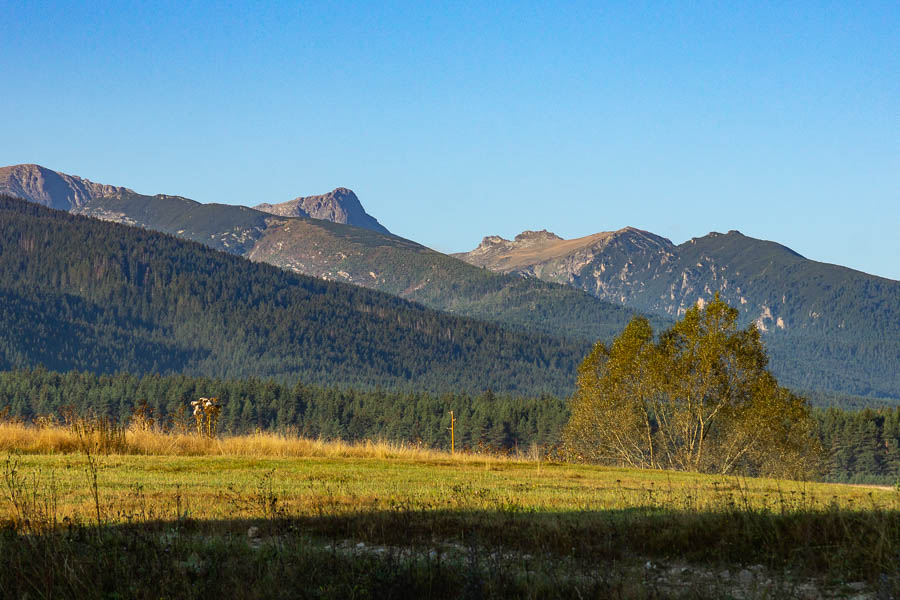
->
xmin=0 ymin=164 xmax=647 ymax=344
xmin=455 ymin=227 xmax=678 ymax=305
xmin=457 ymin=228 xmax=900 ymax=399
xmin=255 ymin=187 xmax=391 ymax=235
xmin=245 ymin=217 xmax=653 ymax=342
xmin=0 ymin=194 xmax=590 ymax=395
xmin=75 ymin=190 xmax=272 ymax=255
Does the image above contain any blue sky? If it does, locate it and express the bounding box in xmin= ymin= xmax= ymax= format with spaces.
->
xmin=2 ymin=1 xmax=898 ymax=279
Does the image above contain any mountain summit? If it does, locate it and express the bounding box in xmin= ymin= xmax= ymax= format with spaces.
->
xmin=0 ymin=164 xmax=132 ymax=211
xmin=0 ymin=164 xmax=390 ymax=235
xmin=255 ymin=188 xmax=390 ymax=235
xmin=456 ymin=226 xmax=674 ymax=276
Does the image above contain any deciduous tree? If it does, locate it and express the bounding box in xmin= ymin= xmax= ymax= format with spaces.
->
xmin=563 ymin=294 xmax=820 ymax=477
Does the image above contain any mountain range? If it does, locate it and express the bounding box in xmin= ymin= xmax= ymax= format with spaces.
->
xmin=2 ymin=163 xmax=898 ymax=400
xmin=0 ymin=194 xmax=588 ymax=395
xmin=0 ymin=164 xmax=643 ymax=344
xmin=455 ymin=228 xmax=900 ymax=398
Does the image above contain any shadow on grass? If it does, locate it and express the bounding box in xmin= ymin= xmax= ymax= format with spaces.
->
xmin=2 ymin=504 xmax=899 ymax=599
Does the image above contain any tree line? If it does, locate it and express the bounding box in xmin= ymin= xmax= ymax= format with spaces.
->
xmin=0 ymin=368 xmax=567 ymax=452
xmin=0 ymin=366 xmax=898 ymax=483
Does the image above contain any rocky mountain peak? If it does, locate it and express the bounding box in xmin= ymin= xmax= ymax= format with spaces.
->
xmin=513 ymin=229 xmax=563 ymax=243
xmin=0 ymin=164 xmax=131 ymax=211
xmin=254 ymin=188 xmax=390 ymax=235
xmin=477 ymin=235 xmax=509 ymax=248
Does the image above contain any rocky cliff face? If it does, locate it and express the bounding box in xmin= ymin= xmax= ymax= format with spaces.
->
xmin=455 ymin=227 xmax=831 ymax=332
xmin=0 ymin=164 xmax=131 ymax=211
xmin=455 ymin=226 xmax=680 ymax=305
xmin=254 ymin=188 xmax=391 ymax=235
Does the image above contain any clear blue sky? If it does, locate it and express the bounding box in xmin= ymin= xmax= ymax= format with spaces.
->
xmin=3 ymin=1 xmax=898 ymax=279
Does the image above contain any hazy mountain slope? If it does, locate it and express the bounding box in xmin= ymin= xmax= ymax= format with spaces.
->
xmin=0 ymin=195 xmax=589 ymax=395
xmin=457 ymin=228 xmax=900 ymax=399
xmin=254 ymin=187 xmax=390 ymax=235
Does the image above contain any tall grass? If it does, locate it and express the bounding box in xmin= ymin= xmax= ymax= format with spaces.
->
xmin=0 ymin=421 xmax=516 ymax=461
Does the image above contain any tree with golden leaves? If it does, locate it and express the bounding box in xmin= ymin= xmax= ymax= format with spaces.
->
xmin=563 ymin=294 xmax=819 ymax=477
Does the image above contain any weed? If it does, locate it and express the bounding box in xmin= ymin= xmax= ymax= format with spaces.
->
xmin=2 ymin=454 xmax=58 ymax=532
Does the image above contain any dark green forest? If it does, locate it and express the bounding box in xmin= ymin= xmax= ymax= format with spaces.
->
xmin=0 ymin=195 xmax=588 ymax=396
xmin=1 ymin=367 xmax=898 ymax=484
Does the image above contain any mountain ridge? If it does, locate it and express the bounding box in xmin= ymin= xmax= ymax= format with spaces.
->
xmin=0 ymin=163 xmax=645 ymax=345
xmin=4 ymin=163 xmax=898 ymax=399
xmin=0 ymin=164 xmax=390 ymax=235
xmin=456 ymin=227 xmax=900 ymax=398
xmin=0 ymin=164 xmax=132 ymax=211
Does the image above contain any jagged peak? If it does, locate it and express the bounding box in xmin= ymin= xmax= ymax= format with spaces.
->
xmin=478 ymin=234 xmax=509 ymax=247
xmin=514 ymin=229 xmax=562 ymax=243
xmin=702 ymin=229 xmax=744 ymax=239
xmin=254 ymin=187 xmax=390 ymax=235
xmin=328 ymin=187 xmax=356 ymax=197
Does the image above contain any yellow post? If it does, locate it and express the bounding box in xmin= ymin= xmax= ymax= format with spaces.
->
xmin=449 ymin=410 xmax=456 ymax=455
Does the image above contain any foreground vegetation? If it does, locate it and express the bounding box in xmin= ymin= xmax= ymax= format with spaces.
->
xmin=1 ymin=423 xmax=898 ymax=598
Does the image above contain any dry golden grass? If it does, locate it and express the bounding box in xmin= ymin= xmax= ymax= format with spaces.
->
xmin=0 ymin=421 xmax=513 ymax=462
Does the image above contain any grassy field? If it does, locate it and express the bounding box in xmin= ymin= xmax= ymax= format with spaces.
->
xmin=2 ymin=423 xmax=899 ymax=598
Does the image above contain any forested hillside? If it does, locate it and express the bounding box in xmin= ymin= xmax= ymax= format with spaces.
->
xmin=677 ymin=233 xmax=900 ymax=397
xmin=0 ymin=195 xmax=588 ymax=395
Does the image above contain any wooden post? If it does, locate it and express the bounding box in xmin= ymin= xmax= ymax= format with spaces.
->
xmin=449 ymin=410 xmax=456 ymax=455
